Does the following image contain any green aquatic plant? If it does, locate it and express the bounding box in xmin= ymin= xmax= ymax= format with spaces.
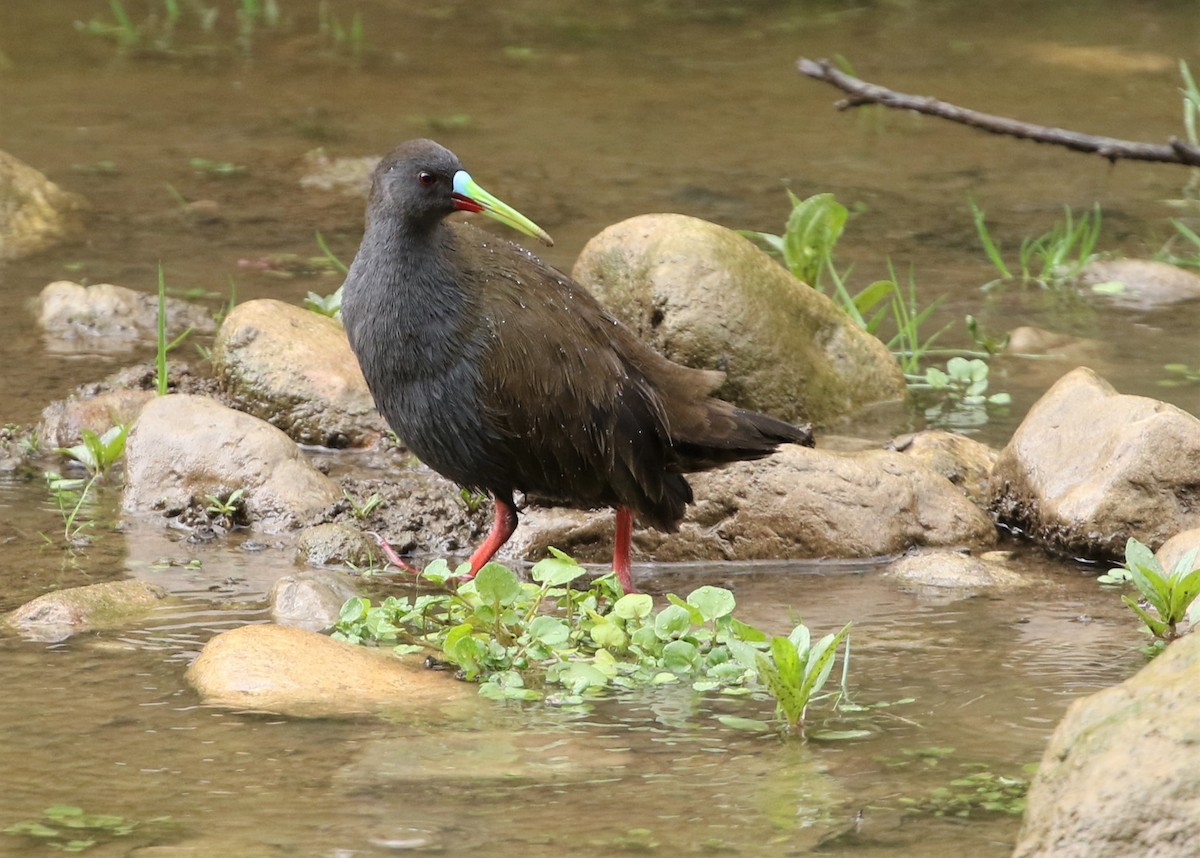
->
xmin=899 ymin=766 xmax=1030 ymax=818
xmin=909 ymin=356 xmax=1011 ymax=431
xmin=742 ymin=192 xmax=946 ymax=380
xmin=1098 ymin=537 xmax=1200 ymax=645
xmin=45 ymin=424 xmax=130 ymax=544
xmin=972 ymin=200 xmax=1102 ymax=290
xmin=204 ymin=488 xmax=246 ymax=528
xmin=156 ymin=266 xmax=194 ymax=396
xmin=755 ymin=621 xmax=852 ymax=738
xmin=303 ymin=232 xmax=348 ymax=317
xmin=342 ymin=489 xmax=383 ymax=520
xmin=4 ymin=805 xmax=171 ymax=853
xmin=333 ymin=552 xmax=854 ymax=738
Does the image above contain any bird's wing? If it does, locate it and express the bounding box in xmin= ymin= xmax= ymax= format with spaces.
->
xmin=457 ymin=229 xmax=693 ymax=522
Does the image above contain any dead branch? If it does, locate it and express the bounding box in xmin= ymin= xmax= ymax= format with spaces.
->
xmin=796 ymin=57 xmax=1200 ymax=168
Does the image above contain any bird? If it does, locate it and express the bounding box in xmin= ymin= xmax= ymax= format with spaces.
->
xmin=339 ymin=139 xmax=812 ymax=593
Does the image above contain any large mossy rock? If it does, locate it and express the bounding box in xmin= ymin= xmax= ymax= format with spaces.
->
xmin=989 ymin=367 xmax=1200 ymax=559
xmin=571 ymin=213 xmax=907 ymax=425
xmin=123 ymin=394 xmax=341 ymax=532
xmin=0 ymin=150 xmax=87 ymax=260
xmin=212 ymin=299 xmax=386 ymax=448
xmin=1013 ymin=632 xmax=1200 ymax=858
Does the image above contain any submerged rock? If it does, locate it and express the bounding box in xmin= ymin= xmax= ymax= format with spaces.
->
xmin=1079 ymin=257 xmax=1200 ymax=309
xmin=269 ymin=570 xmax=360 ymax=632
xmin=509 ymin=444 xmax=996 ymax=565
xmin=1014 ymin=632 xmax=1200 ymax=858
xmin=0 ymin=150 xmax=87 ymax=260
xmin=883 ymin=550 xmax=1032 ymax=594
xmin=296 ymin=522 xmax=379 ymax=568
xmin=572 ymin=213 xmax=907 ymax=425
xmin=212 ymin=299 xmax=386 ymax=448
xmin=1156 ymin=528 xmax=1200 ymax=576
xmin=34 ymin=280 xmax=214 ymax=353
xmin=123 ymin=394 xmax=341 ymax=533
xmin=989 ymin=367 xmax=1200 ymax=559
xmin=185 ymin=624 xmax=477 ymax=717
xmin=4 ymin=579 xmax=169 ymax=642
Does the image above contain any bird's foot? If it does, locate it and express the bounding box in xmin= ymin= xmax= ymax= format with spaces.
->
xmin=365 ymin=531 xmax=418 ymax=574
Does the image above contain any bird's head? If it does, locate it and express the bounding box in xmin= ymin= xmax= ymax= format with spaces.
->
xmin=369 ymin=139 xmax=554 ymax=246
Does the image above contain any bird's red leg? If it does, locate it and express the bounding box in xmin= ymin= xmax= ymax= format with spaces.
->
xmin=462 ymin=495 xmax=519 ymax=579
xmin=367 ymin=532 xmax=418 ymax=573
xmin=613 ymin=505 xmax=637 ymax=593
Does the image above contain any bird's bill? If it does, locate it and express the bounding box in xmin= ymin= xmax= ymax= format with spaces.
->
xmin=452 ymin=170 xmax=554 ymax=246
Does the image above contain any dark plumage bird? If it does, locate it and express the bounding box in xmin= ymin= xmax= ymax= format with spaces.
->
xmin=340 ymin=139 xmax=812 ymax=592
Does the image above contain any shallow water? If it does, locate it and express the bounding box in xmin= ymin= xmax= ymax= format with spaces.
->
xmin=1 ymin=1 xmax=1198 ymax=855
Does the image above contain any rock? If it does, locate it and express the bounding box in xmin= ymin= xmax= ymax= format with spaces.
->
xmin=38 ymin=389 xmax=154 ymax=448
xmin=889 ymin=430 xmax=997 ymax=506
xmin=185 ymin=624 xmax=477 ymax=717
xmin=296 ymin=522 xmax=379 ymax=567
xmin=989 ymin=367 xmax=1200 ymax=559
xmin=571 ymin=213 xmax=907 ymax=425
xmin=1079 ymin=258 xmax=1200 ymax=309
xmin=883 ymin=550 xmax=1031 ymax=594
xmin=1156 ymin=528 xmax=1200 ymax=576
xmin=298 ymin=148 xmax=379 ymax=195
xmin=1002 ymin=326 xmax=1110 ymax=386
xmin=269 ymin=570 xmax=359 ymax=632
xmin=0 ymin=150 xmax=87 ymax=260
xmin=1013 ymin=632 xmax=1200 ymax=858
xmin=123 ymin=394 xmax=341 ymax=533
xmin=34 ymin=280 xmax=214 ymax=353
xmin=509 ymin=445 xmax=996 ymax=565
xmin=4 ymin=579 xmax=169 ymax=642
xmin=212 ymin=299 xmax=386 ymax=448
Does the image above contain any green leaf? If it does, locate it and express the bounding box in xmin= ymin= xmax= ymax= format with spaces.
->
xmin=1122 ymin=595 xmax=1169 ymax=638
xmin=717 ymin=715 xmax=772 ymax=732
xmin=1166 ymin=567 xmax=1200 ymax=623
xmin=531 ymin=548 xmax=587 ymax=586
xmin=4 ymin=822 xmax=61 ymax=837
xmin=769 ymin=636 xmax=803 ymax=688
xmin=474 ymin=563 xmax=522 ymax=606
xmin=686 ymin=585 xmax=736 ymax=622
xmin=337 ymin=596 xmax=369 ymax=625
xmin=613 ymin=592 xmax=654 ymax=620
xmin=665 ymin=593 xmax=706 ymax=625
xmin=662 ymin=639 xmax=700 ymax=672
xmin=528 ymin=614 xmax=570 ymax=647
xmin=809 ymin=729 xmax=873 ymax=741
xmin=654 ymin=604 xmax=693 ymax=640
xmin=590 ymin=619 xmax=627 ymax=650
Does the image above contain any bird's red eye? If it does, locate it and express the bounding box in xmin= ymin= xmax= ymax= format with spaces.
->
xmin=417 ymin=171 xmax=436 ymax=187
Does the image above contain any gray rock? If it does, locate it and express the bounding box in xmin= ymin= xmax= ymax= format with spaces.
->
xmin=509 ymin=445 xmax=996 ymax=565
xmin=889 ymin=430 xmax=997 ymax=507
xmin=212 ymin=299 xmax=386 ymax=448
xmin=39 ymin=389 xmax=154 ymax=449
xmin=296 ymin=522 xmax=379 ymax=568
xmin=883 ymin=550 xmax=1031 ymax=594
xmin=34 ymin=280 xmax=214 ymax=353
xmin=571 ymin=213 xmax=907 ymax=425
xmin=1014 ymin=632 xmax=1200 ymax=858
xmin=269 ymin=570 xmax=360 ymax=632
xmin=185 ymin=624 xmax=478 ymax=717
xmin=4 ymin=579 xmax=169 ymax=642
xmin=989 ymin=367 xmax=1200 ymax=559
xmin=0 ymin=150 xmax=87 ymax=261
xmin=1079 ymin=257 xmax=1200 ymax=309
xmin=123 ymin=394 xmax=342 ymax=533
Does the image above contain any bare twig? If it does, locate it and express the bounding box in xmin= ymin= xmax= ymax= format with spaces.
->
xmin=796 ymin=57 xmax=1200 ymax=168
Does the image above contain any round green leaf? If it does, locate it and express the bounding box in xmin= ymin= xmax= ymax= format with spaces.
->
xmin=613 ymin=592 xmax=654 ymax=620
xmin=474 ymin=563 xmax=522 ymax=605
xmin=686 ymin=585 xmax=736 ymax=621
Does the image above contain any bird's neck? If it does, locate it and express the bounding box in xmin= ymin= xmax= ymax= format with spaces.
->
xmin=341 ymin=217 xmax=475 ymax=378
